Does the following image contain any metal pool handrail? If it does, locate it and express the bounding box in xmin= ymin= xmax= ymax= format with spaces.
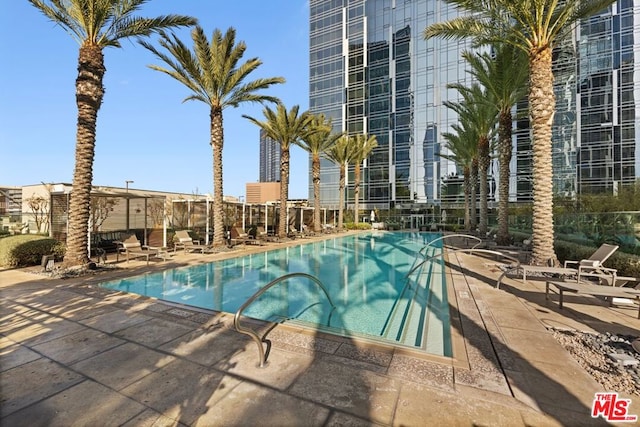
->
xmin=233 ymin=272 xmax=336 ymax=368
xmin=406 ymin=234 xmax=483 ymax=279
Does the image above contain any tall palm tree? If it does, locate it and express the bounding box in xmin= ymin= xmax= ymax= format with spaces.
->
xmin=141 ymin=26 xmax=284 ymax=247
xmin=297 ymin=114 xmax=341 ymax=233
xmin=324 ymin=135 xmax=355 ymax=231
xmin=29 ymin=0 xmax=195 ymax=267
xmin=349 ymin=134 xmax=378 ymax=225
xmin=440 ymin=123 xmax=478 ymax=230
xmin=244 ymin=104 xmax=314 ymax=238
xmin=424 ymin=0 xmax=616 ymax=265
xmin=462 ymin=45 xmax=529 ymax=245
xmin=444 ymin=83 xmax=497 ymax=235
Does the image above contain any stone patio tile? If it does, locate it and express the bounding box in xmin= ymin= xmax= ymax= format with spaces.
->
xmin=499 ymin=327 xmax=576 ymax=364
xmin=0 ymin=358 xmax=83 ymax=417
xmin=505 ymin=357 xmax=602 ymax=418
xmin=121 ymin=408 xmax=187 ymax=427
xmin=393 ymin=381 xmax=527 ymax=427
xmin=0 ymin=342 xmax=41 ymax=372
xmin=192 ymin=380 xmax=330 ymax=427
xmin=325 ymin=411 xmax=383 ymax=426
xmin=289 ymin=358 xmax=400 ymax=425
xmin=387 ymin=353 xmax=454 ymax=392
xmin=78 ymin=309 xmax=151 ymax=333
xmin=71 ymin=342 xmax=175 ymax=391
xmin=1 ymin=315 xmax=85 ymax=347
xmin=1 ymin=379 xmax=148 ymax=427
xmin=158 ymin=326 xmax=251 ymax=366
xmin=32 ymin=328 xmax=125 ymax=365
xmin=114 ymin=317 xmax=194 ymax=348
xmin=487 ymin=306 xmax=548 ymax=333
xmin=213 ymin=346 xmax=314 ymax=390
xmin=119 ymin=359 xmax=241 ymax=426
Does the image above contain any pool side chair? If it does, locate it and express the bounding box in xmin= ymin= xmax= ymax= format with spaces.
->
xmin=498 ymin=243 xmax=620 ymax=288
xmin=174 ymin=230 xmax=201 ymax=253
xmin=229 ymin=227 xmax=250 ymax=247
xmin=563 ymin=243 xmax=619 ymax=283
xmin=120 ymin=235 xmax=159 ymax=266
xmin=256 ymin=226 xmax=279 ymax=242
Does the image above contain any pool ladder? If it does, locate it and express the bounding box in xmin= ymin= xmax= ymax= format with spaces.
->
xmin=233 ymin=272 xmax=336 ymax=368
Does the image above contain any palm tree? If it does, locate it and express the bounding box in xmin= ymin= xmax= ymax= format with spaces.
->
xmin=424 ymin=0 xmax=616 ymax=265
xmin=244 ymin=104 xmax=314 ymax=238
xmin=297 ymin=114 xmax=341 ymax=233
xmin=444 ymin=83 xmax=497 ymax=235
xmin=324 ymin=135 xmax=356 ymax=231
xmin=462 ymin=45 xmax=529 ymax=245
xmin=440 ymin=123 xmax=478 ymax=230
xmin=29 ymin=0 xmax=195 ymax=267
xmin=349 ymin=134 xmax=378 ymax=225
xmin=141 ymin=26 xmax=284 ymax=247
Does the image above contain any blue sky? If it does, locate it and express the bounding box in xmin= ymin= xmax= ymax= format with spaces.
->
xmin=0 ymin=0 xmax=310 ymax=199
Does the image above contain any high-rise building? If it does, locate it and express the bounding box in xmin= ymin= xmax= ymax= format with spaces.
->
xmin=309 ymin=0 xmax=639 ymax=211
xmin=259 ymin=129 xmax=281 ymax=182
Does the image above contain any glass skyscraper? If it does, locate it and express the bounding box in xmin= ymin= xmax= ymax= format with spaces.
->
xmin=309 ymin=0 xmax=640 ymax=211
xmin=259 ymin=128 xmax=281 ymax=183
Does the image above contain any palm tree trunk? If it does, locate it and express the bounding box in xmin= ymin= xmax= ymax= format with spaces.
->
xmin=278 ymin=147 xmax=290 ymax=238
xmin=496 ymin=110 xmax=513 ymax=245
xmin=464 ymin=167 xmax=471 ymax=230
xmin=529 ymin=47 xmax=557 ymax=265
xmin=470 ymin=159 xmax=478 ymax=231
xmin=312 ymin=154 xmax=321 ymax=232
xmin=338 ymin=164 xmax=346 ymax=230
xmin=478 ymin=137 xmax=490 ymax=236
xmin=62 ymin=44 xmax=105 ymax=268
xmin=354 ymin=163 xmax=361 ymax=224
xmin=211 ymin=107 xmax=224 ymax=246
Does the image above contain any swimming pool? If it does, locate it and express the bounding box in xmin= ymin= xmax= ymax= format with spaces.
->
xmin=100 ymin=231 xmax=451 ymax=356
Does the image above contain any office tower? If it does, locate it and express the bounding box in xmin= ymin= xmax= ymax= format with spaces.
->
xmin=259 ymin=128 xmax=281 ymax=182
xmin=310 ymin=0 xmax=475 ymax=213
xmin=310 ymin=0 xmax=639 ymax=211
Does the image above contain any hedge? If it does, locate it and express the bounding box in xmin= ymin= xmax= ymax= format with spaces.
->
xmin=0 ymin=235 xmax=66 ymax=268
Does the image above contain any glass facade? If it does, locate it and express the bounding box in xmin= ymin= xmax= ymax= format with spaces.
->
xmin=310 ymin=0 xmax=640 ymax=209
xmin=259 ymin=129 xmax=281 ymax=183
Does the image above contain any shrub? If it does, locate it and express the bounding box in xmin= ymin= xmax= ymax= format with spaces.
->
xmin=344 ymin=222 xmax=372 ymax=230
xmin=0 ymin=235 xmax=66 ymax=268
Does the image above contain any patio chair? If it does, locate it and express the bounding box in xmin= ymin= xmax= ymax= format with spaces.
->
xmin=256 ymin=226 xmax=279 ymax=242
xmin=229 ymin=227 xmax=250 ymax=247
xmin=497 ymin=243 xmax=620 ymax=289
xmin=563 ymin=243 xmax=619 ymax=283
xmin=119 ymin=235 xmax=160 ymax=265
xmin=174 ymin=230 xmax=201 ymax=253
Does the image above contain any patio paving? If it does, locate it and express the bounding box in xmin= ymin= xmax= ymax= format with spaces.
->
xmin=1 ymin=233 xmax=639 ymax=426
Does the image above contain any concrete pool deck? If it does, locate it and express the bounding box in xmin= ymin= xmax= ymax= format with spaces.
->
xmin=1 ymin=233 xmax=639 ymax=426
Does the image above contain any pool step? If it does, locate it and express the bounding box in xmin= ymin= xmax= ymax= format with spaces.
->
xmin=381 ymin=246 xmax=447 ymax=352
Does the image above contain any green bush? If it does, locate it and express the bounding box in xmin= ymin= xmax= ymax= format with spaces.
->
xmin=0 ymin=235 xmax=66 ymax=268
xmin=344 ymin=222 xmax=372 ymax=230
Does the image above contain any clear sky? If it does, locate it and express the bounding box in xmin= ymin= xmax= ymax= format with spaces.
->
xmin=0 ymin=0 xmax=310 ymax=199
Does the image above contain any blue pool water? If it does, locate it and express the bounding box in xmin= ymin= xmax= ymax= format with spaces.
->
xmin=100 ymin=231 xmax=451 ymax=356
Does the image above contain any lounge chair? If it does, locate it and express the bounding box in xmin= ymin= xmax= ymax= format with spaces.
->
xmin=497 ymin=243 xmax=620 ymax=288
xmin=118 ymin=235 xmax=164 ymax=265
xmin=563 ymin=243 xmax=619 ymax=282
xmin=229 ymin=227 xmax=250 ymax=247
xmin=174 ymin=230 xmax=201 ymax=253
xmin=256 ymin=226 xmax=279 ymax=242
xmin=545 ymin=279 xmax=640 ymax=318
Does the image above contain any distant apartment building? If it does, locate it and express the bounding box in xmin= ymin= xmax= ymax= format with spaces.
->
xmin=309 ymin=0 xmax=640 ymax=210
xmin=246 ymin=182 xmax=280 ymax=204
xmin=259 ymin=129 xmax=281 ymax=182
